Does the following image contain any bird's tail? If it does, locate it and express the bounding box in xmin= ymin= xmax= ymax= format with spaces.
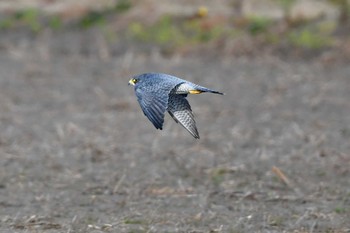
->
xmin=195 ymin=86 xmax=225 ymax=95
xmin=207 ymin=90 xmax=225 ymax=95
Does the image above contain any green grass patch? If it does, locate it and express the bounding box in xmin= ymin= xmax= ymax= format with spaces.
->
xmin=129 ymin=16 xmax=185 ymax=47
xmin=0 ymin=9 xmax=62 ymax=32
xmin=152 ymin=16 xmax=182 ymax=44
xmin=0 ymin=17 xmax=14 ymax=30
xmin=287 ymin=21 xmax=336 ymax=49
xmin=288 ymin=27 xmax=334 ymax=49
xmin=246 ymin=16 xmax=273 ymax=35
xmin=184 ymin=19 xmax=224 ymax=42
xmin=78 ymin=0 xmax=132 ymax=29
xmin=48 ymin=15 xmax=62 ymax=29
xmin=287 ymin=22 xmax=337 ymax=49
xmin=15 ymin=9 xmax=41 ymax=32
xmin=334 ymin=206 xmax=347 ymax=214
xmin=79 ymin=11 xmax=106 ymax=28
xmin=0 ymin=9 xmax=43 ymax=32
xmin=128 ymin=15 xmax=230 ymax=50
xmin=114 ymin=0 xmax=132 ymax=13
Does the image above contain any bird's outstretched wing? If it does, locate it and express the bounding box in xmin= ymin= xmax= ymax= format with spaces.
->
xmin=167 ymin=94 xmax=199 ymax=139
xmin=135 ymin=89 xmax=168 ymax=129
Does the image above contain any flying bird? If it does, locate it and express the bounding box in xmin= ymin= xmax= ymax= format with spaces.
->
xmin=129 ymin=73 xmax=224 ymax=139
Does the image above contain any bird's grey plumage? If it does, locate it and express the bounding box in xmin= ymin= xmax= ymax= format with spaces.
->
xmin=129 ymin=73 xmax=223 ymax=139
xmin=167 ymin=94 xmax=199 ymax=139
xmin=135 ymin=88 xmax=167 ymax=129
xmin=134 ymin=74 xmax=182 ymax=129
xmin=173 ymin=82 xmax=223 ymax=95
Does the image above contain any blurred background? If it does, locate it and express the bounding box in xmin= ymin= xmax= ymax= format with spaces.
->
xmin=0 ymin=0 xmax=350 ymax=232
xmin=0 ymin=0 xmax=349 ymax=59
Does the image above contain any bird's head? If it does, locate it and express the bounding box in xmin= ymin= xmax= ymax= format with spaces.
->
xmin=128 ymin=73 xmax=153 ymax=86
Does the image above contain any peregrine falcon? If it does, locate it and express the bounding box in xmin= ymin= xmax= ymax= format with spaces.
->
xmin=128 ymin=73 xmax=224 ymax=139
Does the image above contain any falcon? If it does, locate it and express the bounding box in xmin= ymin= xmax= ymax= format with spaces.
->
xmin=129 ymin=73 xmax=224 ymax=139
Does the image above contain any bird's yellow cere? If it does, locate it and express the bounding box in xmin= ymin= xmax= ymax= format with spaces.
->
xmin=129 ymin=78 xmax=137 ymax=86
xmin=189 ymin=90 xmax=203 ymax=94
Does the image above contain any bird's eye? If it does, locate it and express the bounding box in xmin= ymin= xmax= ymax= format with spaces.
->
xmin=132 ymin=78 xmax=138 ymax=83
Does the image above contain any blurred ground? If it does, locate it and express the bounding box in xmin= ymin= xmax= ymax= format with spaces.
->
xmin=0 ymin=1 xmax=350 ymax=233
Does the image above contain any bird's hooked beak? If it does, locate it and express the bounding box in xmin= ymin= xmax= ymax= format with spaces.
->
xmin=128 ymin=79 xmax=136 ymax=86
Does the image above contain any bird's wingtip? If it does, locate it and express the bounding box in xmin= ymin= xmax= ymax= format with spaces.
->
xmin=192 ymin=132 xmax=200 ymax=139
